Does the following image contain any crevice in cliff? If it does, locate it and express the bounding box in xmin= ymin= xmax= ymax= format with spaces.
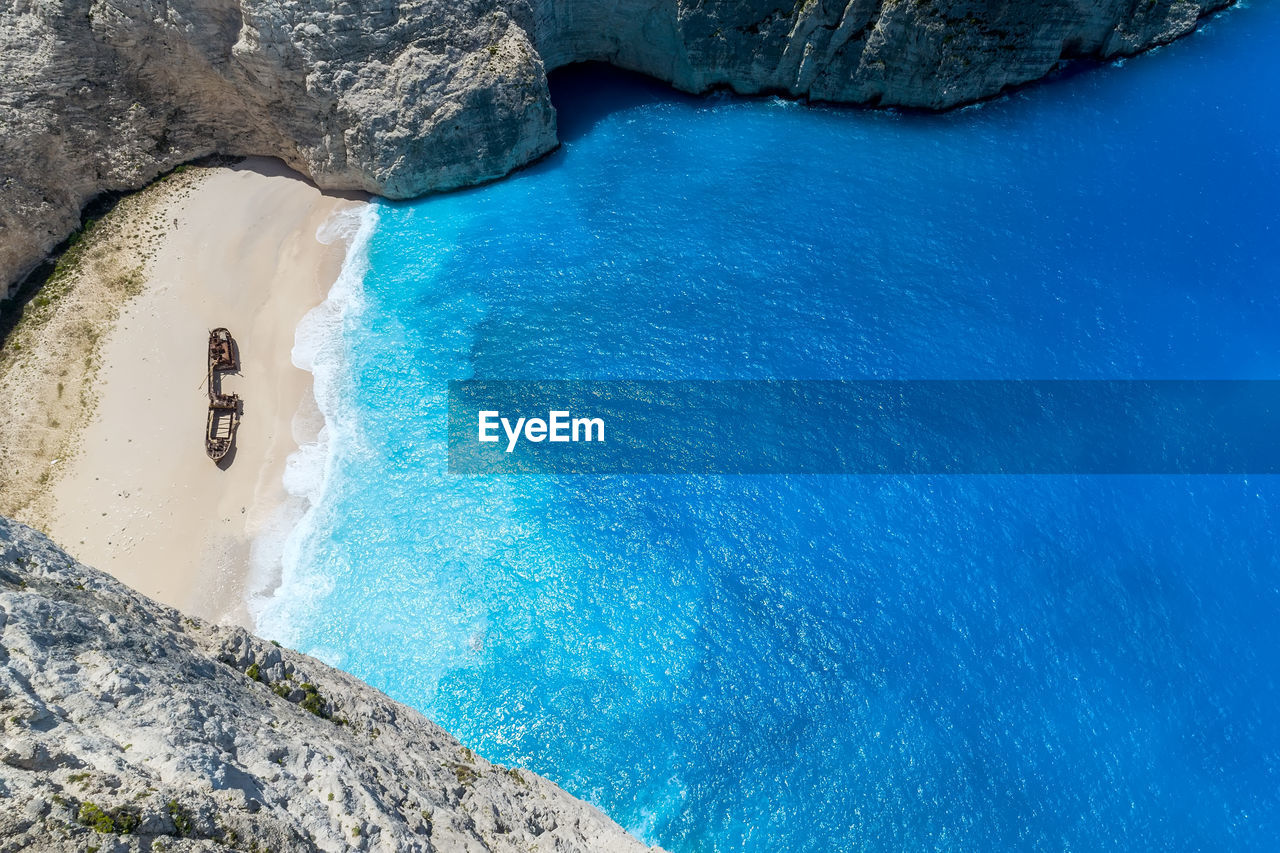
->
xmin=548 ymin=62 xmax=703 ymax=144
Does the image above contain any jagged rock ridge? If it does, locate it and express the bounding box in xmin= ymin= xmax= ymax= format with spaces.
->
xmin=0 ymin=0 xmax=1232 ymax=293
xmin=0 ymin=517 xmax=660 ymax=852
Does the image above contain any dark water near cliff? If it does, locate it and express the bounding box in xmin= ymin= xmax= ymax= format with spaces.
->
xmin=260 ymin=4 xmax=1280 ymax=850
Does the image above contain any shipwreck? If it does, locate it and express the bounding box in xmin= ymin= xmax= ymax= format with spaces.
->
xmin=206 ymin=327 xmax=241 ymax=462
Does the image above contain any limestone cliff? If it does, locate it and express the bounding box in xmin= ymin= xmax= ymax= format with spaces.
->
xmin=0 ymin=0 xmax=1231 ymax=293
xmin=0 ymin=517 xmax=660 ymax=852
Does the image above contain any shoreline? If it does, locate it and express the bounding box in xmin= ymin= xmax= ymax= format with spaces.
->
xmin=32 ymin=158 xmax=364 ymax=625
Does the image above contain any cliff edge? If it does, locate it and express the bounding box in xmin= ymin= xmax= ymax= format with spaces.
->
xmin=0 ymin=516 xmax=660 ymax=852
xmin=0 ymin=0 xmax=1232 ymax=293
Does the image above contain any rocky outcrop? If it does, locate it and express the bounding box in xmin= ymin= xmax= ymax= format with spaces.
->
xmin=530 ymin=0 xmax=1224 ymax=105
xmin=0 ymin=516 xmax=660 ymax=852
xmin=0 ymin=0 xmax=1232 ymax=293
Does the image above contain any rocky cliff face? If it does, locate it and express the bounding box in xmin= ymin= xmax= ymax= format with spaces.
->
xmin=1 ymin=0 xmax=1231 ymax=293
xmin=0 ymin=517 xmax=660 ymax=852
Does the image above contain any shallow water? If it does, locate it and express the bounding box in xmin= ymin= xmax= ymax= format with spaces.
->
xmin=257 ymin=6 xmax=1280 ymax=850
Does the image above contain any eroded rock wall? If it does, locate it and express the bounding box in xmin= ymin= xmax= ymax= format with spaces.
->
xmin=0 ymin=516 xmax=659 ymax=852
xmin=0 ymin=0 xmax=1231 ymax=293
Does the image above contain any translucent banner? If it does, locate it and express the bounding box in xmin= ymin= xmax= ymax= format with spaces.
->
xmin=446 ymin=380 xmax=1280 ymax=474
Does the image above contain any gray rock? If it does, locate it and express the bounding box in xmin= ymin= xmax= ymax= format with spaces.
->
xmin=0 ymin=0 xmax=1232 ymax=294
xmin=0 ymin=516 xmax=661 ymax=852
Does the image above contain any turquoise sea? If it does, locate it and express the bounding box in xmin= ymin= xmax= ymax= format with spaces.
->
xmin=256 ymin=4 xmax=1280 ymax=850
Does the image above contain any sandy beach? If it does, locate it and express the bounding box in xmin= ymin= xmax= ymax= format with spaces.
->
xmin=32 ymin=159 xmax=361 ymax=624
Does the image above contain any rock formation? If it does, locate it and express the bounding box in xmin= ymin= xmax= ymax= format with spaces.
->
xmin=0 ymin=516 xmax=660 ymax=852
xmin=0 ymin=0 xmax=1232 ymax=293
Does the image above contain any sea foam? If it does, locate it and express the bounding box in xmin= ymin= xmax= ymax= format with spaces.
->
xmin=247 ymin=203 xmax=378 ymax=655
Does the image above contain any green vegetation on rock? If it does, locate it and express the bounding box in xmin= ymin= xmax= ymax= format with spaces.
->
xmin=77 ymin=801 xmax=141 ymax=834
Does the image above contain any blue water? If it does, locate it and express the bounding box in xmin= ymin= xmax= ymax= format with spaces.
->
xmin=261 ymin=5 xmax=1280 ymax=850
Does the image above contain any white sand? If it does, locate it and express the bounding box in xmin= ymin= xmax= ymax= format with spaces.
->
xmin=47 ymin=158 xmax=364 ymax=624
